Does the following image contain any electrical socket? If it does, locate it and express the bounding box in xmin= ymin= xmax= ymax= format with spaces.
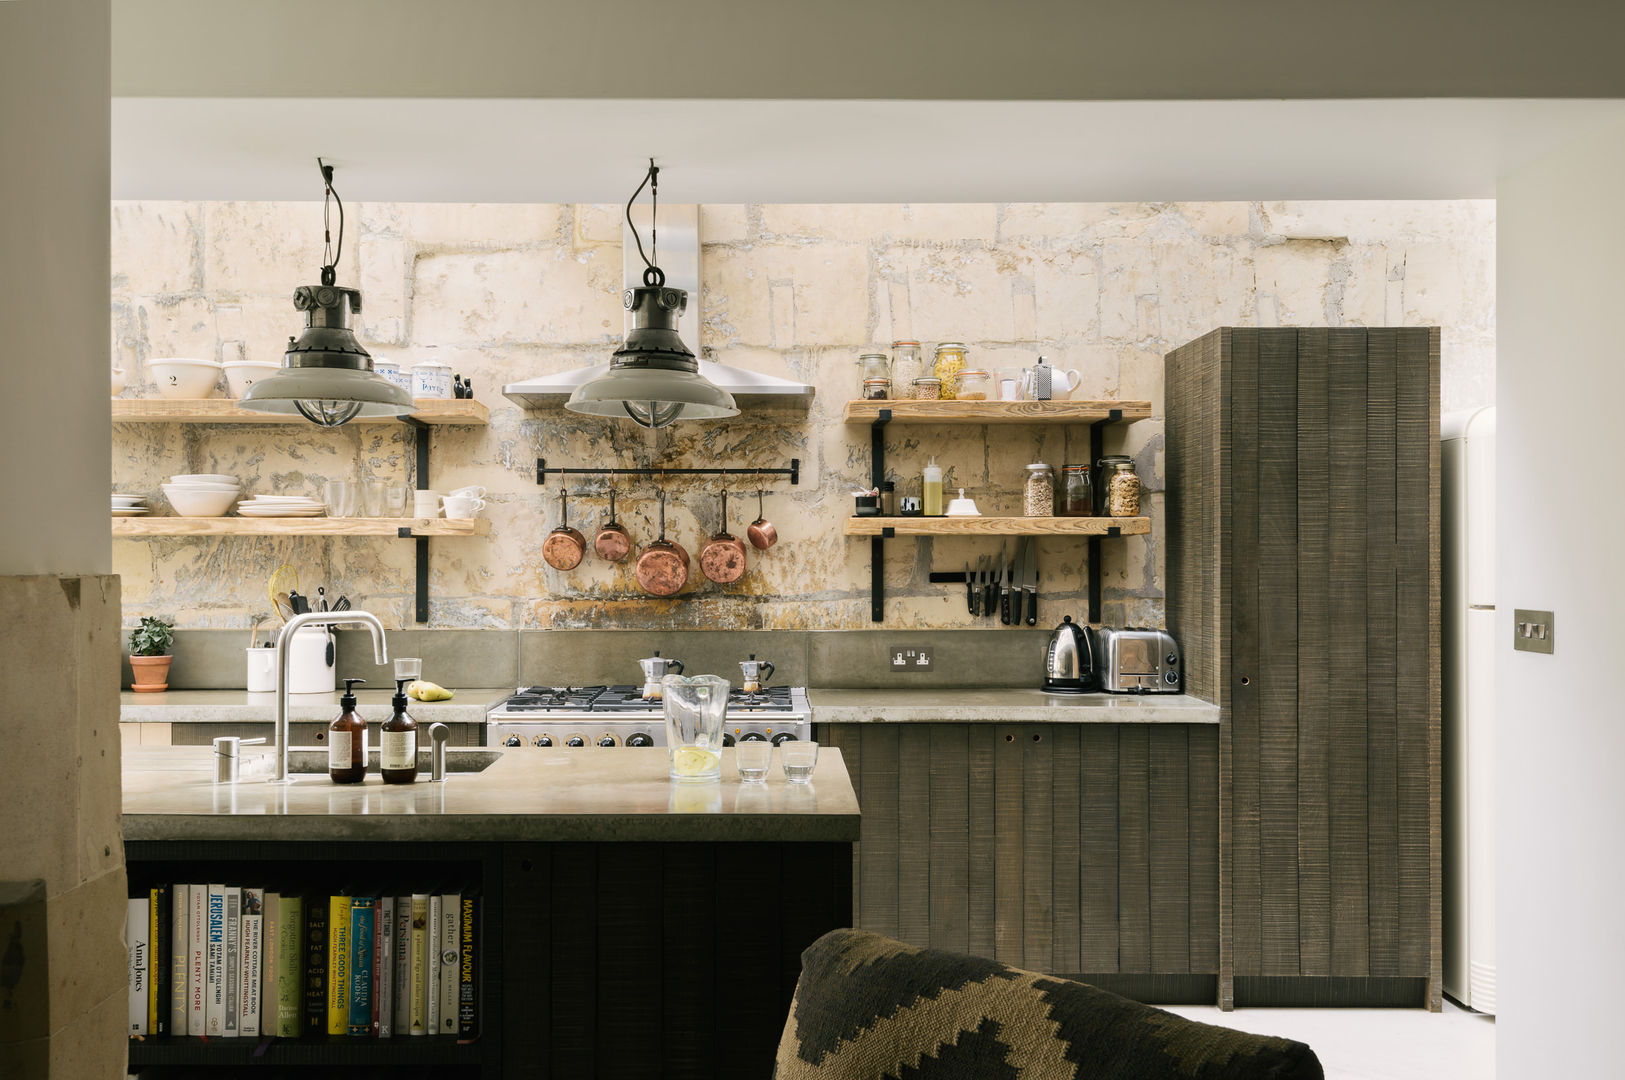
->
xmin=889 ymin=645 xmax=933 ymax=671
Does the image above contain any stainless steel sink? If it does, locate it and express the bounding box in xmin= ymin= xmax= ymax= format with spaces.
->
xmin=284 ymin=748 xmax=502 ymax=774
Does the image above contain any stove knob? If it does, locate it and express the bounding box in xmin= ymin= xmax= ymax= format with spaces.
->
xmin=566 ymin=735 xmax=586 ymax=748
xmin=598 ymin=735 xmax=617 ymax=748
xmin=740 ymin=731 xmax=767 ymax=742
xmin=626 ymin=733 xmax=654 ymax=747
xmin=503 ymin=735 xmax=524 ymax=747
xmin=533 ymin=735 xmax=553 ymax=748
xmin=772 ymin=731 xmax=799 ymax=745
xmin=722 ymin=733 xmax=736 ymax=747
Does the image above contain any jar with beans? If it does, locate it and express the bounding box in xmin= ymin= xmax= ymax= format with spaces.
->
xmin=1023 ymin=463 xmax=1055 ymax=517
xmin=1059 ymin=463 xmax=1093 ymax=516
xmin=1105 ymin=458 xmax=1141 ymax=517
xmin=856 ymin=353 xmax=891 ymax=398
xmin=933 ymin=342 xmax=967 ymax=399
xmin=911 ymin=376 xmax=942 ymax=400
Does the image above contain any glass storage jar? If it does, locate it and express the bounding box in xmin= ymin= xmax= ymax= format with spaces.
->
xmin=1105 ymin=459 xmax=1141 ymax=517
xmin=1059 ymin=463 xmax=1094 ymax=516
xmin=956 ymin=369 xmax=992 ymax=401
xmin=862 ymin=377 xmax=891 ymax=400
xmin=1023 ymin=463 xmax=1055 ymax=517
xmin=911 ymin=376 xmax=942 ymax=400
xmin=891 ymin=340 xmax=922 ymax=386
xmin=856 ymin=352 xmax=891 ymax=396
xmin=1093 ymin=455 xmax=1131 ymax=516
xmin=933 ymin=342 xmax=967 ymax=399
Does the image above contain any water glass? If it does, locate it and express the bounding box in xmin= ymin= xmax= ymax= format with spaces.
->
xmin=735 ymin=741 xmax=772 ymax=783
xmin=361 ymin=480 xmax=388 ymax=517
xmin=383 ymin=486 xmax=408 ymax=517
xmin=394 ymin=657 xmax=422 ymax=683
xmin=780 ymin=740 xmax=819 ymax=784
xmin=324 ymin=479 xmax=359 ymax=517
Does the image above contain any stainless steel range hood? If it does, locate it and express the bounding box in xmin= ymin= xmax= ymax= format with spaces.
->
xmin=503 ymin=203 xmax=813 ymax=413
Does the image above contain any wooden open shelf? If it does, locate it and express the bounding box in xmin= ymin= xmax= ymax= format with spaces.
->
xmin=112 ymin=398 xmax=490 ymax=426
xmin=842 ymin=398 xmax=1151 ymax=425
xmin=112 ymin=517 xmax=490 ymax=538
xmin=845 ymin=515 xmax=1150 ymax=537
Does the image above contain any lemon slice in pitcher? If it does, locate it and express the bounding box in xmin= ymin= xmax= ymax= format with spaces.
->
xmin=672 ymin=748 xmax=721 ymax=777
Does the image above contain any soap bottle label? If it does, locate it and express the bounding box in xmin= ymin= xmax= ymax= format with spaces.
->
xmin=381 ymin=730 xmax=416 ymax=771
xmin=328 ymin=729 xmax=364 ymax=771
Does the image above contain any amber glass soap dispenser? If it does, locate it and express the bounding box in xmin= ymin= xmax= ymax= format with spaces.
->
xmin=328 ymin=678 xmax=368 ymax=784
xmin=380 ymin=678 xmax=419 ymax=784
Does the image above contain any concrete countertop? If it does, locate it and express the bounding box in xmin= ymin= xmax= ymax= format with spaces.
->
xmin=119 ymin=688 xmax=513 ymax=724
xmin=122 ymin=744 xmax=860 ymax=843
xmin=807 ymin=688 xmax=1220 ymax=724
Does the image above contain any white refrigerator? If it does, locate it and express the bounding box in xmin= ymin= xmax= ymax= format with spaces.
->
xmin=1442 ymin=406 xmax=1496 ymax=1013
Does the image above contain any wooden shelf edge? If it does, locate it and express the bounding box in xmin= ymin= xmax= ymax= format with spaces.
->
xmin=111 ymin=398 xmax=490 ymax=426
xmin=844 ymin=516 xmax=1151 ymax=537
xmin=112 ymin=517 xmax=491 ymax=537
xmin=841 ymin=399 xmax=1151 ymax=424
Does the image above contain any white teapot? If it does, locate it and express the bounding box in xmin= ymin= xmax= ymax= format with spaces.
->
xmin=1022 ymin=356 xmax=1083 ymax=400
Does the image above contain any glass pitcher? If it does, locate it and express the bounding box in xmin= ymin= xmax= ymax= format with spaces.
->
xmin=663 ymin=673 xmax=729 ymax=783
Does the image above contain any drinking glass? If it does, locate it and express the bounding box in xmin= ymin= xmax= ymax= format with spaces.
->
xmin=394 ymin=657 xmax=422 ymax=683
xmin=324 ymin=479 xmax=359 ymax=517
xmin=735 ymin=741 xmax=772 ymax=783
xmin=780 ymin=740 xmax=819 ymax=784
xmin=361 ymin=481 xmax=388 ymax=517
xmin=383 ymin=486 xmax=408 ymax=517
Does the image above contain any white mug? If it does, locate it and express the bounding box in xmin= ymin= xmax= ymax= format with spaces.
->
xmin=449 ymin=485 xmax=486 ymax=499
xmin=443 ymin=495 xmax=486 ymax=520
xmin=413 ymin=490 xmax=443 ymax=518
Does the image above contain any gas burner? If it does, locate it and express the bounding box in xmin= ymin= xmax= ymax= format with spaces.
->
xmin=504 ymin=686 xmax=609 ymax=711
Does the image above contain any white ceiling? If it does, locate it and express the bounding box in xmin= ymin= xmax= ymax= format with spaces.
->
xmin=113 ymin=97 xmax=1625 ymax=204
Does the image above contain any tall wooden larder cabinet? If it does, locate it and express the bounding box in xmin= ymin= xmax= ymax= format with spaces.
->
xmin=1165 ymin=327 xmax=1441 ymax=1010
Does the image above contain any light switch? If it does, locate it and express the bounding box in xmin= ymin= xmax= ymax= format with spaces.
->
xmin=890 ymin=645 xmax=933 ymax=671
xmin=1513 ymin=609 xmax=1554 ymax=655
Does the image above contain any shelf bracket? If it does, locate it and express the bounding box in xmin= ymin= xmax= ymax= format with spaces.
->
xmin=1085 ymin=410 xmax=1123 ymax=624
xmin=869 ymin=409 xmax=893 ymax=621
xmin=399 ymin=415 xmax=432 ymax=624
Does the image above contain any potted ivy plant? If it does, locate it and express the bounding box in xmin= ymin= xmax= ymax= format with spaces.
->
xmin=128 ymin=616 xmax=175 ymax=693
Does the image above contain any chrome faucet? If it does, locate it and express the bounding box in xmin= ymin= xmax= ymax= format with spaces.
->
xmin=270 ymin=610 xmax=389 ymax=783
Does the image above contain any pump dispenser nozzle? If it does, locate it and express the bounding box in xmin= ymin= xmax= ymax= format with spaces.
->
xmin=393 ymin=678 xmax=410 ymax=707
xmin=340 ymin=678 xmax=365 ymax=709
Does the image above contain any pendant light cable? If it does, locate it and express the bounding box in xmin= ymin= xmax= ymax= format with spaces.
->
xmin=625 ymin=158 xmax=664 ymax=287
xmin=317 ymin=158 xmax=344 ymax=288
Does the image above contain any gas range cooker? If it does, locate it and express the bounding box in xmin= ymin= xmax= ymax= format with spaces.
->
xmin=486 ymin=684 xmax=812 ymax=749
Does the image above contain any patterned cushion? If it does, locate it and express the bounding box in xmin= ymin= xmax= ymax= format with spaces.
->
xmin=776 ymin=929 xmax=1323 ymax=1079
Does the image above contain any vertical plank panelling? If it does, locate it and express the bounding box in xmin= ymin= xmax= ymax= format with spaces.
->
xmin=1214 ymin=328 xmax=1235 ymax=1006
xmin=1327 ymin=327 xmax=1371 ymax=975
xmin=967 ymin=727 xmax=998 ymax=959
xmin=597 ymin=844 xmax=663 ymax=1076
xmin=994 ymin=725 xmax=1026 ymax=964
xmin=858 ymin=726 xmax=900 ymax=939
xmin=1149 ymin=726 xmax=1191 ymax=973
xmin=830 ymin=727 xmax=861 ymax=925
xmin=1295 ymin=328 xmax=1333 ymax=977
xmin=1051 ymin=725 xmax=1083 ymax=974
xmin=1229 ymin=326 xmax=1263 ymax=977
xmin=1395 ymin=329 xmax=1433 ymax=977
xmin=1365 ymin=327 xmax=1402 ymax=978
xmin=928 ymin=725 xmax=970 ymax=955
xmin=1188 ymin=725 xmax=1220 ymax=971
xmin=1080 ymin=726 xmax=1121 ymax=972
xmin=1427 ymin=327 xmax=1444 ymax=1009
xmin=1022 ymin=727 xmax=1055 ymax=970
xmin=714 ymin=844 xmax=782 ymax=1080
xmin=1118 ymin=725 xmax=1152 ymax=973
xmin=897 ymin=726 xmax=932 ymax=948
xmin=550 ymin=845 xmax=598 ymax=1075
xmin=661 ymin=845 xmax=717 ymax=1080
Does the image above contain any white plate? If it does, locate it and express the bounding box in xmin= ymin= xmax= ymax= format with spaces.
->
xmin=240 ymin=496 xmax=320 ymax=505
xmin=111 ymin=508 xmax=150 ymax=516
xmin=111 ymin=498 xmax=146 ymax=506
xmin=236 ymin=508 xmax=326 ymax=517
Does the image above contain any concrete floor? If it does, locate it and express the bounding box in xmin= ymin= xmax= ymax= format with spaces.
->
xmin=1164 ymin=1001 xmax=1495 ymax=1080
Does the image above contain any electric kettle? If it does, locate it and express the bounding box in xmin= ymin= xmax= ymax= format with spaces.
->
xmin=1043 ymin=615 xmax=1096 ymax=694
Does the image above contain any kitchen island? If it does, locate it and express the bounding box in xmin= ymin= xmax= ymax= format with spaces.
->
xmin=123 ymin=745 xmax=857 ymax=1080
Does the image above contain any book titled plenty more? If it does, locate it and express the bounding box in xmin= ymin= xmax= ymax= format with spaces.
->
xmin=127 ymin=884 xmax=479 ymax=1040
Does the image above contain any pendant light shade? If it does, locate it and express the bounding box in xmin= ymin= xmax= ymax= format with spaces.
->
xmin=566 ymin=285 xmax=738 ymax=428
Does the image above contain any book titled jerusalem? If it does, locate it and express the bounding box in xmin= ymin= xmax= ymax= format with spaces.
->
xmin=301 ymin=896 xmax=328 ymax=1036
xmin=240 ymin=888 xmax=263 ymax=1037
xmin=326 ymin=895 xmax=351 ymax=1035
xmin=223 ymin=885 xmax=241 ymax=1036
xmin=409 ymin=893 xmax=429 ymax=1035
xmin=276 ymin=895 xmax=304 ymax=1037
xmin=204 ymin=884 xmax=226 ymax=1037
xmin=169 ymin=884 xmax=189 ymax=1034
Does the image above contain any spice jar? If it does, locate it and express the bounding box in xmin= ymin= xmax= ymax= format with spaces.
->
xmin=856 ymin=353 xmax=891 ymax=397
xmin=891 ymin=340 xmax=922 ymax=385
xmin=1023 ymin=463 xmax=1055 ymax=517
xmin=933 ymin=342 xmax=967 ymax=399
xmin=1105 ymin=459 xmax=1141 ymax=517
xmin=1060 ymin=464 xmax=1094 ymax=516
xmin=862 ymin=377 xmax=891 ymax=400
xmin=1093 ymin=455 xmax=1131 ymax=516
xmin=956 ymin=369 xmax=992 ymax=401
xmin=911 ymin=376 xmax=942 ymax=400
xmin=880 ymin=481 xmax=897 ymax=516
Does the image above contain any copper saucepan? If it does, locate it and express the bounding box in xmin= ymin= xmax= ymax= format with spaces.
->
xmin=700 ymin=489 xmax=748 ymax=584
xmin=542 ymin=488 xmax=586 ymax=570
xmin=748 ymin=487 xmax=777 ymax=550
xmin=593 ymin=481 xmax=632 ymax=563
xmin=636 ymin=489 xmax=690 ymax=596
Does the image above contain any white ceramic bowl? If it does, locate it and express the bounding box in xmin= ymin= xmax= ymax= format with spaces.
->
xmin=161 ymin=483 xmax=239 ymax=517
xmin=169 ymin=474 xmax=240 ymax=485
xmin=222 ymin=361 xmax=280 ymax=398
xmin=148 ymin=358 xmax=222 ymax=399
xmin=111 ymin=367 xmax=126 ymax=396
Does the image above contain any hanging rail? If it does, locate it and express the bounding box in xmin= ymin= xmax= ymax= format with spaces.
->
xmin=534 ymin=458 xmax=800 ymax=486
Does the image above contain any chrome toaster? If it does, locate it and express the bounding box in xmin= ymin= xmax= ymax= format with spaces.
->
xmin=1092 ymin=628 xmax=1181 ymax=693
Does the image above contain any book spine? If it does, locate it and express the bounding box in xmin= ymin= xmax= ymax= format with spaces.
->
xmin=149 ymin=886 xmax=166 ymax=1036
xmin=425 ymin=894 xmax=442 ymax=1035
xmin=326 ymin=895 xmax=350 ymax=1035
xmin=261 ymin=892 xmax=279 ymax=1032
xmin=377 ymin=896 xmax=393 ymax=1038
xmin=277 ymin=895 xmax=304 ymax=1037
xmin=392 ymin=898 xmax=411 ymax=1035
xmin=438 ymin=894 xmax=459 ymax=1035
xmin=409 ymin=894 xmax=428 ymax=1036
xmin=170 ymin=885 xmax=188 ymax=1035
xmin=223 ymin=886 xmax=240 ymax=1037
xmin=188 ymin=885 xmax=206 ymax=1036
xmin=240 ymin=888 xmax=263 ymax=1038
xmin=458 ymin=893 xmax=477 ymax=1038
xmin=127 ymin=898 xmax=149 ymax=1036
xmin=204 ymin=884 xmax=225 ymax=1037
xmin=301 ymin=898 xmax=328 ymax=1036
xmin=347 ymin=898 xmax=374 ymax=1036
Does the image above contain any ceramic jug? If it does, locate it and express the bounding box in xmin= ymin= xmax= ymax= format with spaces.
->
xmin=663 ymin=673 xmax=729 ymax=783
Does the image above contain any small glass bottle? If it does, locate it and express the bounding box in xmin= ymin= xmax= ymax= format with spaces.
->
xmin=1023 ymin=463 xmax=1055 ymax=517
xmin=328 ymin=678 xmax=368 ymax=784
xmin=891 ymin=341 xmax=922 ymax=386
xmin=1060 ymin=464 xmax=1094 ymax=516
xmin=922 ymin=458 xmax=944 ymax=517
xmin=1106 ymin=459 xmax=1142 ymax=517
xmin=933 ymin=343 xmax=967 ymax=399
xmin=380 ymin=678 xmax=419 ymax=784
xmin=880 ymin=481 xmax=897 ymax=517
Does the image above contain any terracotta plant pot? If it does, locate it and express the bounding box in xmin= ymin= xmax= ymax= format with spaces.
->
xmin=130 ymin=654 xmax=173 ymax=693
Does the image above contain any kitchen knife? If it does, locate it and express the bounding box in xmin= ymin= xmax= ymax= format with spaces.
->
xmin=975 ymin=555 xmax=987 ymax=617
xmin=999 ymin=543 xmax=1011 ymax=625
xmin=1009 ymin=541 xmax=1025 ymax=626
xmin=986 ymin=544 xmax=1002 ymax=617
xmin=1022 ymin=538 xmax=1039 ymax=626
xmin=966 ymin=561 xmax=976 ymax=615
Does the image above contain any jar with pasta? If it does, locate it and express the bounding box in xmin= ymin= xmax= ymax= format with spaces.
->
xmin=1023 ymin=463 xmax=1055 ymax=517
xmin=1105 ymin=459 xmax=1141 ymax=517
xmin=933 ymin=342 xmax=967 ymax=399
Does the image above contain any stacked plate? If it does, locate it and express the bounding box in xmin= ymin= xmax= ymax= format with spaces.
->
xmin=161 ymin=474 xmax=242 ymax=517
xmin=112 ymin=493 xmax=148 ymax=517
xmin=237 ymin=494 xmax=326 ymax=518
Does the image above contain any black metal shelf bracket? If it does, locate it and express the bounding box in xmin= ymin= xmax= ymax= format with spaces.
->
xmin=534 ymin=459 xmax=801 ymax=486
xmin=869 ymin=410 xmax=892 ymax=621
xmin=1085 ymin=410 xmax=1123 ymax=624
xmin=399 ymin=415 xmax=432 ymax=624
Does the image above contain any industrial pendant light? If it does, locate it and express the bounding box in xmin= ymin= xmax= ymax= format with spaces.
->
xmin=566 ymin=160 xmax=738 ymax=429
xmin=239 ymin=160 xmax=415 ymax=427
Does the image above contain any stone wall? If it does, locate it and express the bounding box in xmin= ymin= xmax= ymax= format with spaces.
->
xmin=111 ymin=200 xmax=1494 ymax=630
